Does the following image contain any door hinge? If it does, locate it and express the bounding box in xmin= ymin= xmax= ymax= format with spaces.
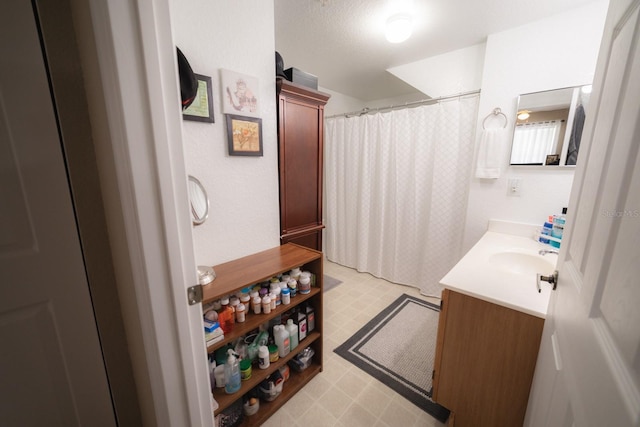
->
xmin=432 ymin=369 xmax=436 ymax=380
xmin=187 ymin=284 xmax=203 ymax=305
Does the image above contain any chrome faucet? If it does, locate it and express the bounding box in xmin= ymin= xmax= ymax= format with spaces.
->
xmin=539 ymin=249 xmax=559 ymax=256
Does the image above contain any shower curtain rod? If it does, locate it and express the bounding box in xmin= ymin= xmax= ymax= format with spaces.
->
xmin=325 ymin=89 xmax=481 ymax=119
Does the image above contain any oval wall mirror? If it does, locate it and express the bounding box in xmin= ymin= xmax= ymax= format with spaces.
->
xmin=188 ymin=175 xmax=209 ymax=226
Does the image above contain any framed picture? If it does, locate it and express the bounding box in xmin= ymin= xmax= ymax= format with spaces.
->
xmin=221 ymin=69 xmax=260 ymax=118
xmin=225 ymin=115 xmax=263 ymax=156
xmin=545 ymin=154 xmax=560 ymax=165
xmin=183 ymin=74 xmax=214 ymax=123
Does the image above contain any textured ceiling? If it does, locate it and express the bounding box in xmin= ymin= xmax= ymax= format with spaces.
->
xmin=274 ymin=0 xmax=601 ymax=101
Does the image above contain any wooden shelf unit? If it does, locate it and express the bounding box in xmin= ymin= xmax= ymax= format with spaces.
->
xmin=202 ymin=243 xmax=324 ymax=425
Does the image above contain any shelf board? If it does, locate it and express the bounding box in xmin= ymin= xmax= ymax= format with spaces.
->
xmin=202 ymin=243 xmax=322 ymax=304
xmin=213 ymin=331 xmax=321 ymax=415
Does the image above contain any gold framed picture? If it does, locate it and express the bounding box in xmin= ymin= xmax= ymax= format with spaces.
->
xmin=225 ymin=114 xmax=263 ymax=156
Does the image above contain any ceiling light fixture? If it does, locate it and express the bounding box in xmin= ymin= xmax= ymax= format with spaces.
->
xmin=385 ymin=13 xmax=413 ymax=43
xmin=517 ymin=111 xmax=530 ymax=120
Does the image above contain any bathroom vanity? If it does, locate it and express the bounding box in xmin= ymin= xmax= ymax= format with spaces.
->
xmin=432 ymin=223 xmax=556 ymax=426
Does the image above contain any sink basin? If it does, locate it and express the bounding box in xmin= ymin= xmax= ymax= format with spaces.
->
xmin=488 ymin=252 xmax=556 ymax=276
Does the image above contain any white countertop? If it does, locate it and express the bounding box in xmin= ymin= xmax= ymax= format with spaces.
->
xmin=440 ymin=230 xmax=557 ymax=318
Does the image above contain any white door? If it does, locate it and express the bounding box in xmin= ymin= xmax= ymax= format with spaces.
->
xmin=525 ymin=1 xmax=640 ymax=426
xmin=0 ymin=0 xmax=116 ymax=425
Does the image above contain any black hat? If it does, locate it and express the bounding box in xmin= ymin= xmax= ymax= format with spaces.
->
xmin=275 ymin=51 xmax=287 ymax=78
xmin=177 ymin=47 xmax=198 ymax=110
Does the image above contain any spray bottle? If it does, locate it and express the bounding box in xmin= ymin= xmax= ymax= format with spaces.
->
xmin=224 ymin=349 xmax=241 ymax=394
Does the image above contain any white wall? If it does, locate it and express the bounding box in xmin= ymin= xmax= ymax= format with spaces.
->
xmin=322 ymin=86 xmax=366 ymax=116
xmin=463 ymin=0 xmax=608 ymax=251
xmin=170 ymin=0 xmax=280 ymax=265
xmin=322 ymin=86 xmax=427 ymax=117
xmin=388 ymin=43 xmax=486 ymax=98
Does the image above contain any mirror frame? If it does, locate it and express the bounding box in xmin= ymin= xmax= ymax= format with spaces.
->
xmin=188 ymin=175 xmax=209 ymax=226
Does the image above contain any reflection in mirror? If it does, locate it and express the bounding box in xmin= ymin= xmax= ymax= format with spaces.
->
xmin=510 ymin=85 xmax=591 ymax=166
xmin=188 ymin=175 xmax=209 ymax=226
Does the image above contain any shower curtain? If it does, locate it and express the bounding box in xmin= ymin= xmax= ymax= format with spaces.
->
xmin=324 ymin=95 xmax=479 ymax=296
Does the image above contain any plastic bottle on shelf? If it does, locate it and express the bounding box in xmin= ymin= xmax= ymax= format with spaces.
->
xmin=218 ymin=297 xmax=235 ymax=333
xmin=305 ymin=304 xmax=315 ymax=333
xmin=239 ymin=291 xmax=251 ymax=310
xmin=224 ymin=349 xmax=241 ymax=394
xmin=296 ymin=308 xmax=307 ymax=341
xmin=290 ymin=267 xmax=302 ymax=280
xmin=258 ymin=345 xmax=270 ymax=369
xmin=298 ymin=274 xmax=311 ymax=294
xmin=261 ymin=295 xmax=271 ymax=314
xmin=235 ymin=303 xmax=246 ymax=323
xmin=269 ymin=293 xmax=277 ymax=311
xmin=252 ymin=296 xmax=262 ymax=314
xmin=286 ymin=318 xmax=299 ymax=351
xmin=288 ymin=279 xmax=297 ymax=297
xmin=271 ymin=285 xmax=281 ymax=306
xmin=281 ymin=287 xmax=291 ymax=305
xmin=275 ymin=325 xmax=291 ymax=357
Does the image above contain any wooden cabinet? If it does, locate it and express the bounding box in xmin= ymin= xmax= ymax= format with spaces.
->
xmin=276 ymin=77 xmax=330 ymax=251
xmin=203 ymin=243 xmax=323 ymax=426
xmin=432 ymin=289 xmax=544 ymax=427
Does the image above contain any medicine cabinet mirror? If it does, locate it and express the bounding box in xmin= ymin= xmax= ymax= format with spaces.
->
xmin=509 ymin=85 xmax=591 ymax=166
xmin=188 ymin=175 xmax=209 ymax=226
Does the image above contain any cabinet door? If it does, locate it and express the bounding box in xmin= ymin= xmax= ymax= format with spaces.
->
xmin=277 ymin=80 xmax=329 ymax=252
xmin=433 ymin=290 xmax=544 ymax=427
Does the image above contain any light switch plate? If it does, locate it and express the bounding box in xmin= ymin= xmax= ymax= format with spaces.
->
xmin=508 ymin=178 xmax=522 ymax=196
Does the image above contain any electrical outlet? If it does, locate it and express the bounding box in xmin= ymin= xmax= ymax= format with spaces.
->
xmin=508 ymin=178 xmax=522 ymax=196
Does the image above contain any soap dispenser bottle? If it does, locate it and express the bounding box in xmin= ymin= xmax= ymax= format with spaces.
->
xmin=224 ymin=349 xmax=241 ymax=394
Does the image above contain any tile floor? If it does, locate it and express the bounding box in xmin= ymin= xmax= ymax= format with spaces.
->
xmin=263 ymin=260 xmax=447 ymax=427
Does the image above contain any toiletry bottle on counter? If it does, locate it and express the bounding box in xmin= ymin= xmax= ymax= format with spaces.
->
xmin=539 ymin=216 xmax=553 ymax=244
xmin=550 ymin=208 xmax=567 ymax=248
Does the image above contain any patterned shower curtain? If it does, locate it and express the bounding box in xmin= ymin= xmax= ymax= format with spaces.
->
xmin=324 ymin=95 xmax=479 ymax=296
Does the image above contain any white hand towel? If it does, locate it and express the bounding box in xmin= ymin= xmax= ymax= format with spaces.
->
xmin=475 ymin=128 xmax=505 ymax=179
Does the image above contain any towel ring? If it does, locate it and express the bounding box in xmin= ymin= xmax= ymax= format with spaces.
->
xmin=482 ymin=108 xmax=508 ymax=130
